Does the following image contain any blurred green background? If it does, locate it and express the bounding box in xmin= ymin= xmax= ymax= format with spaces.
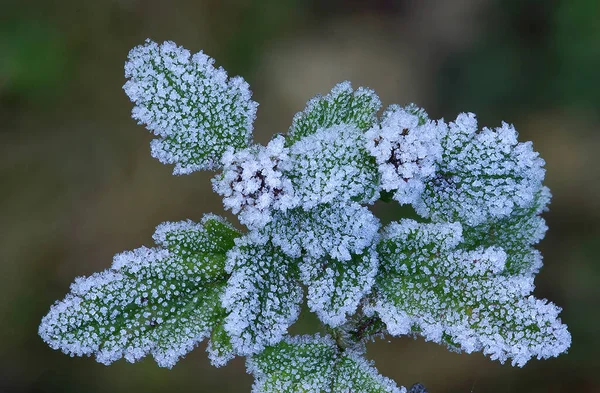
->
xmin=1 ymin=0 xmax=599 ymax=392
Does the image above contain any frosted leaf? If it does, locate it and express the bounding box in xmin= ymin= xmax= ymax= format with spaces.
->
xmin=285 ymin=124 xmax=380 ymax=208
xmin=212 ymin=135 xmax=298 ymax=229
xmin=124 ymin=39 xmax=258 ymax=174
xmin=415 ymin=113 xmax=546 ymax=226
xmin=38 ymin=215 xmax=238 ymax=368
xmin=222 ymin=237 xmax=302 ymax=356
xmin=333 ymin=350 xmax=407 ymax=393
xmin=255 ymin=202 xmax=380 ymax=262
xmin=300 ymin=249 xmax=379 ymax=327
xmin=287 ymin=81 xmax=381 ymax=144
xmin=370 ymin=219 xmax=571 ymax=367
xmin=207 ymin=322 xmax=235 ymax=367
xmin=365 ymin=105 xmax=444 ymax=205
xmin=153 ymin=214 xmax=240 ymax=259
xmin=248 ymin=335 xmax=405 ymax=393
xmin=462 ymin=186 xmax=551 ymax=275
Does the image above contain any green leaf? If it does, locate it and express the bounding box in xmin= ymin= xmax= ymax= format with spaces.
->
xmin=248 ymin=335 xmax=405 ymax=393
xmin=371 ymin=219 xmax=571 ymax=366
xmin=222 ymin=238 xmax=303 ymax=355
xmin=123 ymin=40 xmax=258 ymax=174
xmin=287 ymin=81 xmax=381 ymax=145
xmin=39 ymin=215 xmax=239 ymax=368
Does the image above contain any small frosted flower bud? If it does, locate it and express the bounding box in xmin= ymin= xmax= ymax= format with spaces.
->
xmin=365 ymin=105 xmax=444 ymax=204
xmin=213 ymin=135 xmax=298 ymax=229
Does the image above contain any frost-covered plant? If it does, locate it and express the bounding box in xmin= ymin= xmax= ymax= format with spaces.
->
xmin=39 ymin=40 xmax=571 ymax=393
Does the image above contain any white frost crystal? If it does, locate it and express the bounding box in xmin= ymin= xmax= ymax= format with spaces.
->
xmin=415 ymin=113 xmax=546 ymax=226
xmin=366 ymin=105 xmax=444 ymax=204
xmin=40 ymin=38 xmax=571 ymax=393
xmin=213 ymin=135 xmax=297 ymax=229
xmin=124 ymin=40 xmax=258 ymax=174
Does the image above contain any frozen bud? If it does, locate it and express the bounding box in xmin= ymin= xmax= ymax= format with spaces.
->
xmin=213 ymin=135 xmax=298 ymax=229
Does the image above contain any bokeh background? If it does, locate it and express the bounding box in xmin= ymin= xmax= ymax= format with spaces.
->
xmin=1 ymin=0 xmax=599 ymax=392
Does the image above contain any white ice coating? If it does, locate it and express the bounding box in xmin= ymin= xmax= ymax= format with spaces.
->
xmin=213 ymin=135 xmax=298 ymax=229
xmin=365 ymin=105 xmax=444 ymax=204
xmin=124 ymin=39 xmax=258 ymax=174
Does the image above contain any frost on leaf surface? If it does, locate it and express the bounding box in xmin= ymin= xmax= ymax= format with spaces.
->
xmin=300 ymin=248 xmax=379 ymax=327
xmin=461 ymin=186 xmax=551 ymax=275
xmin=39 ymin=215 xmax=240 ymax=368
xmin=365 ymin=104 xmax=444 ymax=205
xmin=370 ymin=219 xmax=571 ymax=366
xmin=257 ymin=202 xmax=380 ymax=262
xmin=415 ymin=113 xmax=546 ymax=226
xmin=213 ymin=135 xmax=297 ymax=229
xmin=248 ymin=335 xmax=406 ymax=393
xmin=287 ymin=81 xmax=381 ymax=144
xmin=285 ymin=124 xmax=380 ymax=208
xmin=222 ymin=237 xmax=302 ymax=356
xmin=123 ymin=39 xmax=258 ymax=174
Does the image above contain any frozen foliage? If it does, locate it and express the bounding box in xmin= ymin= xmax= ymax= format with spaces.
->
xmin=366 ymin=105 xmax=444 ymax=204
xmin=285 ymin=124 xmax=379 ymax=208
xmin=247 ymin=335 xmax=406 ymax=393
xmin=213 ymin=135 xmax=297 ymax=229
xmin=39 ymin=215 xmax=239 ymax=368
xmin=222 ymin=237 xmax=303 ymax=356
xmin=415 ymin=113 xmax=546 ymax=226
xmin=369 ymin=219 xmax=571 ymax=366
xmin=287 ymin=81 xmax=381 ymax=144
xmin=124 ymin=40 xmax=258 ymax=174
xmin=40 ymin=39 xmax=571 ymax=393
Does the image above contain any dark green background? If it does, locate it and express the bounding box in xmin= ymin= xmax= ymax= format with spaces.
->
xmin=1 ymin=1 xmax=599 ymax=392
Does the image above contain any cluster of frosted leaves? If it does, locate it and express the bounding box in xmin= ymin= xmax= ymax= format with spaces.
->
xmin=368 ymin=219 xmax=571 ymax=367
xmin=286 ymin=81 xmax=381 ymax=144
xmin=221 ymin=237 xmax=303 ymax=356
xmin=365 ymin=104 xmax=445 ymax=205
xmin=39 ymin=215 xmax=240 ymax=368
xmin=284 ymin=124 xmax=380 ymax=208
xmin=415 ymin=113 xmax=546 ymax=226
xmin=123 ymin=39 xmax=258 ymax=174
xmin=212 ymin=135 xmax=297 ymax=229
xmin=247 ymin=335 xmax=406 ymax=393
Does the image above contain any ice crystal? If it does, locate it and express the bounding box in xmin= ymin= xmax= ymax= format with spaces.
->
xmin=40 ymin=39 xmax=571 ymax=393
